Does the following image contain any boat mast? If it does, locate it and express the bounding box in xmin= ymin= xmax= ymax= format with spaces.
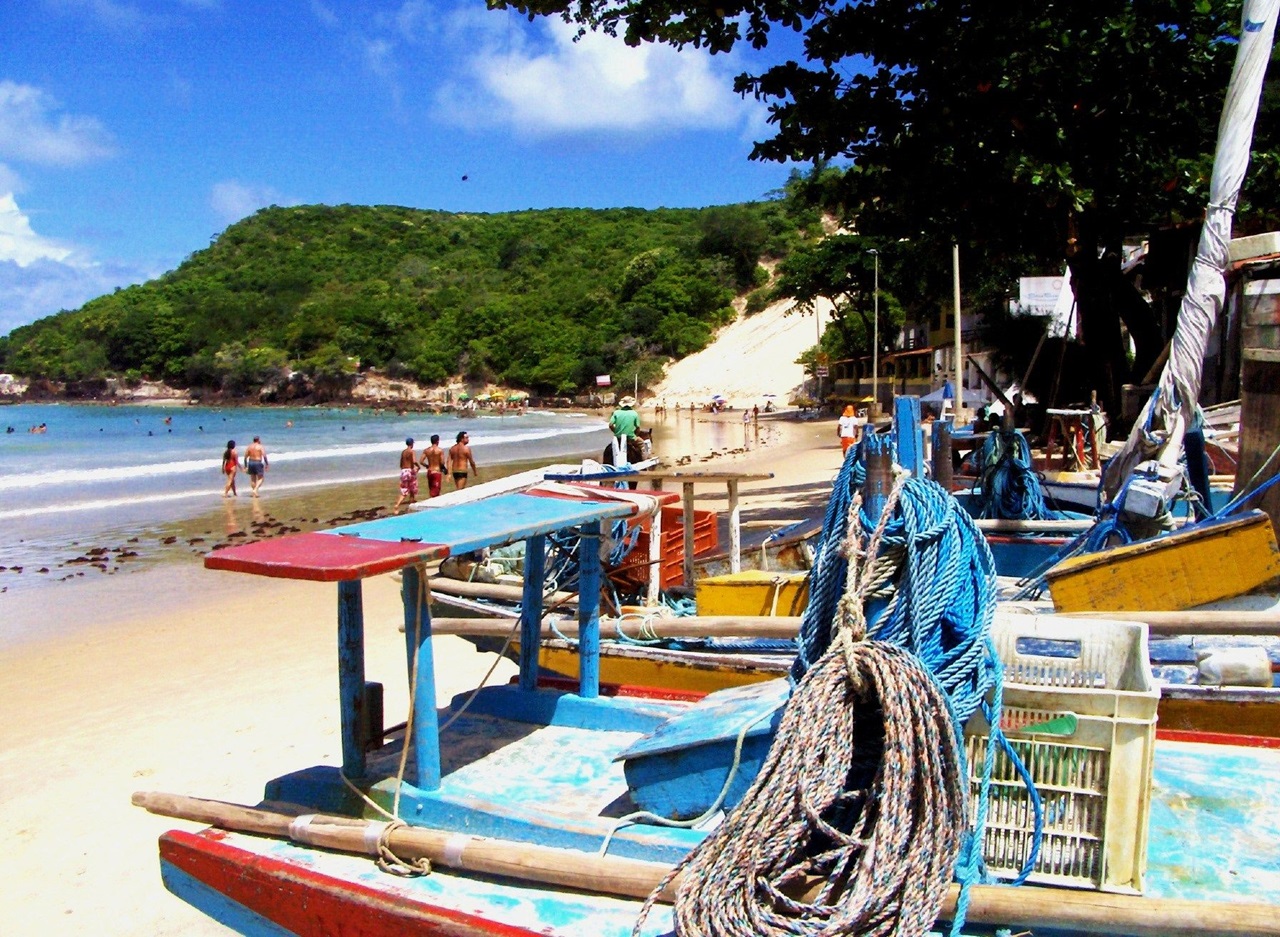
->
xmin=1103 ymin=0 xmax=1279 ymax=501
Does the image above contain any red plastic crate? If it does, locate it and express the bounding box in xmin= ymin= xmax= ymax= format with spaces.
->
xmin=613 ymin=507 xmax=718 ymax=589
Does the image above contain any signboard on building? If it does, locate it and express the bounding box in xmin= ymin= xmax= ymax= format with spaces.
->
xmin=595 ymin=374 xmax=611 ymax=387
xmin=1019 ymin=276 xmax=1068 ymax=315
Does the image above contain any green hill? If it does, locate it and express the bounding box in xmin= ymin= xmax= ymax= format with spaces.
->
xmin=0 ymin=201 xmax=813 ymax=397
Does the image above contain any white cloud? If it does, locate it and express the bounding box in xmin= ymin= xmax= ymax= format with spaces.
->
xmin=310 ymin=0 xmax=339 ymax=28
xmin=362 ymin=37 xmax=396 ymax=79
xmin=0 ymin=163 xmax=23 ymax=195
xmin=0 ymin=193 xmax=155 ymax=335
xmin=439 ymin=19 xmax=761 ymax=137
xmin=0 ymin=255 xmax=155 ymax=335
xmin=0 ymin=193 xmax=74 ymax=267
xmin=0 ymin=81 xmax=116 ymax=167
xmin=210 ymin=180 xmax=295 ymax=225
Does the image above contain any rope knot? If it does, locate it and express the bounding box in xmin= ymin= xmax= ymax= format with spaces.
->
xmin=375 ymin=819 xmax=432 ymax=877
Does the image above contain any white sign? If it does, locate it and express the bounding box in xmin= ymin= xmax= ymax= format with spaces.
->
xmin=595 ymin=374 xmax=611 ymax=387
xmin=1019 ymin=276 xmax=1068 ymax=314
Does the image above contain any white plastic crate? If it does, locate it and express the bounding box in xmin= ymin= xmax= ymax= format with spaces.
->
xmin=965 ymin=614 xmax=1159 ymax=893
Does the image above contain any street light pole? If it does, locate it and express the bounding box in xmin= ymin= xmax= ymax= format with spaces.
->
xmin=867 ymin=248 xmax=879 ymax=416
xmin=815 ymin=304 xmax=822 ymax=401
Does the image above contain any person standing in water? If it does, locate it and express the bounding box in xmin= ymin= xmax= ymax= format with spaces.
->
xmin=421 ymin=434 xmax=446 ymax=499
xmin=394 ymin=438 xmax=420 ymax=512
xmin=222 ymin=440 xmax=240 ymax=497
xmin=244 ymin=436 xmax=269 ymax=496
xmin=447 ymin=431 xmax=477 ymax=489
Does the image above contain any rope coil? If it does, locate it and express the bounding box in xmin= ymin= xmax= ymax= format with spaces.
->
xmin=635 ymin=466 xmax=970 ymax=937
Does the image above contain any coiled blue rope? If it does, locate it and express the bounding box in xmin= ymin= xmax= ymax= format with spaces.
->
xmin=975 ymin=429 xmax=1063 ymax=521
xmin=793 ymin=432 xmax=1043 ymax=932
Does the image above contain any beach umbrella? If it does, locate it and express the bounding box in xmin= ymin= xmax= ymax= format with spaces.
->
xmin=476 ymin=393 xmax=491 ymax=402
xmin=458 ymin=393 xmax=471 ymax=401
xmin=491 ymin=391 xmax=507 ymax=401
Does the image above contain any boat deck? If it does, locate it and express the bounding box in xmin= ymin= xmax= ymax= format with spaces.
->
xmin=161 ymin=736 xmax=1280 ymax=937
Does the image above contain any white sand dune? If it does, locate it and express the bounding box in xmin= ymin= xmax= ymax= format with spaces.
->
xmin=648 ymin=296 xmax=833 ymax=407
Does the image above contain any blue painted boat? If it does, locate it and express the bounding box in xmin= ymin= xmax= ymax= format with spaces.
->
xmin=136 ymin=480 xmax=1280 ymax=937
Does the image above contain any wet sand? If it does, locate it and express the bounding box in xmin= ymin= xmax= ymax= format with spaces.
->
xmin=0 ymin=406 xmax=842 ymax=935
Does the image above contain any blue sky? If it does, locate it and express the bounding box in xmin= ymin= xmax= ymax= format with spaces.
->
xmin=0 ymin=0 xmax=799 ymax=337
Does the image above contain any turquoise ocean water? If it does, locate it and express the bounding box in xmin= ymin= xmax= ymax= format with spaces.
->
xmin=0 ymin=402 xmax=612 ymax=593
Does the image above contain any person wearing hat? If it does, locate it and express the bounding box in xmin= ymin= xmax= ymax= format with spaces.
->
xmin=393 ymin=437 xmax=420 ymax=512
xmin=837 ymin=405 xmax=862 ymax=454
xmin=609 ymin=395 xmax=642 ymax=464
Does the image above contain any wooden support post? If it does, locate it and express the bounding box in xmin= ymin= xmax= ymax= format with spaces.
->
xmin=1237 ymin=350 xmax=1280 ymax=537
xmin=1088 ymin=389 xmax=1101 ymax=470
xmin=727 ymin=479 xmax=741 ymax=574
xmin=681 ymin=482 xmax=696 ymax=586
xmin=400 ymin=566 xmax=440 ymax=791
xmin=518 ymin=534 xmax=546 ymax=692
xmin=577 ymin=520 xmax=602 ymax=699
xmin=337 ymin=580 xmax=366 ymax=780
xmin=933 ymin=420 xmax=953 ymax=491
xmin=647 ymin=476 xmax=665 ymax=605
xmin=865 ymin=436 xmax=894 ymax=522
xmin=894 ymin=395 xmax=923 ymax=477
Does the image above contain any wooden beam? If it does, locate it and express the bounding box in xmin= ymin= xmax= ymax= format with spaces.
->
xmin=137 ymin=792 xmax=1280 ymax=936
xmin=429 ymin=609 xmax=1280 ymax=640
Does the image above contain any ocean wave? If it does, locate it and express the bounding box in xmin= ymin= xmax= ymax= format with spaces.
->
xmin=0 ymin=422 xmax=607 ymax=491
xmin=0 ymin=472 xmax=393 ymax=520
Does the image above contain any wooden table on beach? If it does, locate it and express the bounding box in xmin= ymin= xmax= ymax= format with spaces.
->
xmin=626 ymin=470 xmax=774 ymax=586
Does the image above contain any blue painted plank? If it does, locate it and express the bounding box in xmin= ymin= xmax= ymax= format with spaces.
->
xmin=617 ymin=679 xmax=790 ymax=760
xmin=894 ymin=395 xmax=923 ymax=477
xmin=578 ymin=520 xmax=602 ymax=698
xmin=402 ymin=565 xmax=441 ymax=790
xmin=319 ymin=493 xmax=634 ymax=555
xmin=337 ymin=581 xmax=366 ymax=779
xmin=519 ymin=534 xmax=547 ymax=692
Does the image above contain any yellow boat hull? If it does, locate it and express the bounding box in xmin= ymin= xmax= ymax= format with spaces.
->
xmin=1046 ymin=510 xmax=1280 ymax=613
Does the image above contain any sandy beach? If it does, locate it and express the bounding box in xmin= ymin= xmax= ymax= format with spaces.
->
xmin=0 ymin=406 xmax=844 ymax=935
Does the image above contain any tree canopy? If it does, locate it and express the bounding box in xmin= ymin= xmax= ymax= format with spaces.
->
xmin=499 ymin=0 xmax=1280 ymax=413
xmin=0 ymin=201 xmax=814 ymax=397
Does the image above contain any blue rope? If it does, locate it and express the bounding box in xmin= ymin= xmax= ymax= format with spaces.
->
xmin=975 ymin=429 xmax=1063 ymax=521
xmin=793 ymin=431 xmax=1043 ymax=932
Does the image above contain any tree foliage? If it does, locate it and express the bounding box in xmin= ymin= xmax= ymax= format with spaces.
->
xmin=497 ymin=0 xmax=1280 ymax=412
xmin=1 ymin=201 xmax=813 ymax=394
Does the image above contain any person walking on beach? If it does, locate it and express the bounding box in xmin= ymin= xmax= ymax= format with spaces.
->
xmin=447 ymin=431 xmax=477 ymax=490
xmin=421 ymin=434 xmax=446 ymax=499
xmin=837 ymin=405 xmax=862 ymax=454
xmin=244 ymin=436 xmax=269 ymax=496
xmin=394 ymin=438 xmax=420 ymax=512
xmin=222 ymin=440 xmax=240 ymax=497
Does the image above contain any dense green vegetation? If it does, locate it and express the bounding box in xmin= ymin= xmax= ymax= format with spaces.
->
xmin=500 ymin=0 xmax=1280 ymax=415
xmin=0 ymin=200 xmax=813 ymax=396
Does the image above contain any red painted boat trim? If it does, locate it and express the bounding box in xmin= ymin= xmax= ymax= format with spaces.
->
xmin=205 ymin=532 xmax=448 ymax=581
xmin=161 ymin=829 xmax=545 ymax=937
xmin=1156 ymin=727 xmax=1280 ymax=749
xmin=533 ymin=674 xmax=708 ymax=702
xmin=984 ymin=535 xmax=1072 ymax=546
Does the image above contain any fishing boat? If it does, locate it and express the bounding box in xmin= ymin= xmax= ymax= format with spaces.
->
xmin=139 ymin=5 xmax=1280 ymax=930
xmin=137 ymin=458 xmax=1280 ymax=936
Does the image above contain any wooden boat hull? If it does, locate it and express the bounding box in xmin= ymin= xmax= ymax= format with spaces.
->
xmin=1046 ymin=510 xmax=1280 ymax=613
xmin=157 ymin=736 xmax=1280 ymax=936
xmin=531 ymin=640 xmax=1280 ymax=739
